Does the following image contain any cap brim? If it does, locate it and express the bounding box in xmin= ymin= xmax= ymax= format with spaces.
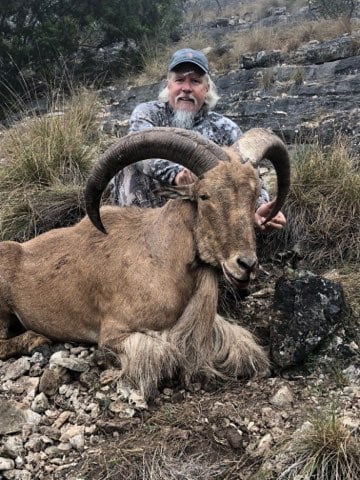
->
xmin=169 ymin=60 xmax=208 ymax=74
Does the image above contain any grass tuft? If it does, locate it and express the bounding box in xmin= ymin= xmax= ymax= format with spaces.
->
xmin=0 ymin=185 xmax=86 ymax=242
xmin=260 ymin=136 xmax=360 ymax=270
xmin=277 ymin=409 xmax=360 ymax=480
xmin=0 ymin=88 xmax=101 ymax=240
xmin=0 ymin=89 xmax=99 ymax=186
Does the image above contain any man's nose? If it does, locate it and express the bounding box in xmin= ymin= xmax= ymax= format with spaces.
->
xmin=181 ymin=81 xmax=192 ymax=92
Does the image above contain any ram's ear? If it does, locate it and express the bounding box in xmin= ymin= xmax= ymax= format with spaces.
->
xmin=154 ymin=184 xmax=196 ymax=201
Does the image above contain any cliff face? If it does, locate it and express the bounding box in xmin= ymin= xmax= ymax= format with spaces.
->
xmin=102 ymin=3 xmax=360 ymax=152
xmin=216 ymin=37 xmax=360 ymax=150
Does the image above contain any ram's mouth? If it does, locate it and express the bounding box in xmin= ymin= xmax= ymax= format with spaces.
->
xmin=222 ymin=264 xmax=250 ymax=289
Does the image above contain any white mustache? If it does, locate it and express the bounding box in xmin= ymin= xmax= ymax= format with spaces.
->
xmin=175 ymin=94 xmax=197 ymax=106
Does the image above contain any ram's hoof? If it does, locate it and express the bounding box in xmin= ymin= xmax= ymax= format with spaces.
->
xmin=0 ymin=331 xmax=51 ymax=360
xmin=117 ymin=380 xmax=148 ymax=410
xmin=25 ymin=331 xmax=52 ymax=354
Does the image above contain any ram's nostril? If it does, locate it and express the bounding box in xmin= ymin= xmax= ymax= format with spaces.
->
xmin=236 ymin=257 xmax=257 ymax=271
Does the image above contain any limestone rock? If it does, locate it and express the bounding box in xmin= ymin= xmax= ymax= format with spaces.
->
xmin=0 ymin=401 xmax=41 ymax=436
xmin=0 ymin=457 xmax=15 ymax=470
xmin=270 ymin=385 xmax=294 ymax=407
xmin=31 ymin=393 xmax=49 ymax=414
xmin=3 ymin=358 xmax=31 ymax=381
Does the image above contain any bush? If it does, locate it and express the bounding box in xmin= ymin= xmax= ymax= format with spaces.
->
xmin=0 ymin=0 xmax=185 ymax=100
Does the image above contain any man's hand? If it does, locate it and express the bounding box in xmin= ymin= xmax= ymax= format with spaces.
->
xmin=174 ymin=168 xmax=198 ymax=185
xmin=255 ymin=199 xmax=286 ymax=231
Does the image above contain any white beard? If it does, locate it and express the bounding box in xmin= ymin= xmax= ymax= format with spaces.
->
xmin=171 ymin=110 xmax=196 ymax=129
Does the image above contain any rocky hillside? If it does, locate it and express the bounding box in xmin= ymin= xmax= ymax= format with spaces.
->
xmin=102 ymin=1 xmax=360 ymax=153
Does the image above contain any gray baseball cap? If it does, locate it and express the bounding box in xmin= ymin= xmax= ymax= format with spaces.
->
xmin=168 ymin=48 xmax=209 ymax=74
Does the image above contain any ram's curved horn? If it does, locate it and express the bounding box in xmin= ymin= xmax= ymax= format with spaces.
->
xmin=85 ymin=127 xmax=230 ymax=233
xmin=229 ymin=128 xmax=291 ymax=223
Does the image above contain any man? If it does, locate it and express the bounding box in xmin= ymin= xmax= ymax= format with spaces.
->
xmin=110 ymin=48 xmax=285 ymax=231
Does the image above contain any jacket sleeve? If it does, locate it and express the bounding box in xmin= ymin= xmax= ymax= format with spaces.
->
xmin=128 ymin=103 xmax=182 ymax=184
xmin=257 ymin=181 xmax=270 ymax=208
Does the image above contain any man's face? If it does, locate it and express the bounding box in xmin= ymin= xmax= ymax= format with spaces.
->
xmin=167 ymin=63 xmax=209 ymax=113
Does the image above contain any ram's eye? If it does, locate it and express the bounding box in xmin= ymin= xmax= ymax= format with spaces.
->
xmin=199 ymin=194 xmax=210 ymax=200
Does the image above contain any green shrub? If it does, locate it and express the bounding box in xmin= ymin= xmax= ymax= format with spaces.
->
xmin=0 ymin=0 xmax=185 ymax=99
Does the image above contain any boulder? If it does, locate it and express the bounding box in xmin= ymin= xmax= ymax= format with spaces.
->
xmin=270 ymin=270 xmax=346 ymax=368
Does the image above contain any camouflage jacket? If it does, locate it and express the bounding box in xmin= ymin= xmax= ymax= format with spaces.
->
xmin=109 ymin=101 xmax=269 ymax=208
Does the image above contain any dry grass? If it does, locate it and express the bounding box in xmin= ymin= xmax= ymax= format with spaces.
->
xmin=252 ymin=0 xmax=311 ymax=19
xmin=76 ymin=401 xmax=227 ymax=480
xmin=132 ymin=10 xmax=360 ymax=82
xmin=0 ymin=89 xmax=100 ymax=187
xmin=184 ymin=0 xmax=309 ymax=24
xmin=75 ymin=395 xmax=258 ymax=480
xmin=232 ymin=18 xmax=358 ymax=58
xmin=323 ymin=270 xmax=360 ymax=310
xmin=0 ymin=185 xmax=86 ymax=242
xmin=287 ymin=139 xmax=360 ymax=268
xmin=80 ymin=448 xmax=224 ymax=480
xmin=0 ymin=88 xmax=101 ymax=240
xmin=276 ymin=410 xmax=360 ymax=480
xmin=323 ymin=269 xmax=360 ymax=345
xmin=260 ymin=137 xmax=360 ymax=271
xmin=136 ymin=44 xmax=170 ymax=85
xmin=258 ymin=68 xmax=276 ymax=90
xmin=291 ymin=65 xmax=306 ymax=85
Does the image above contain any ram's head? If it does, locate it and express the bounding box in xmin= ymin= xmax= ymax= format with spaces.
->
xmin=85 ymin=127 xmax=290 ymax=288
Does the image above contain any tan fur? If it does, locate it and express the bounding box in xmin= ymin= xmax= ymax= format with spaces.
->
xmin=209 ymin=315 xmax=269 ymax=378
xmin=0 ymin=157 xmax=269 ymax=399
xmin=118 ymin=268 xmax=268 ymax=399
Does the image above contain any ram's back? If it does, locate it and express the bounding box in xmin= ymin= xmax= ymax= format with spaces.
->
xmin=1 ymin=203 xmax=197 ymax=343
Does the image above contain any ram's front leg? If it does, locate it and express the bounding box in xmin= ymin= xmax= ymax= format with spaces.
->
xmin=0 ymin=308 xmax=51 ymax=360
xmin=210 ymin=314 xmax=270 ymax=378
xmin=0 ymin=331 xmax=51 ymax=360
xmin=99 ymin=318 xmax=183 ymax=401
xmin=168 ymin=266 xmax=219 ymax=386
xmin=168 ymin=267 xmax=269 ymax=385
xmin=0 ymin=244 xmax=51 ymax=359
